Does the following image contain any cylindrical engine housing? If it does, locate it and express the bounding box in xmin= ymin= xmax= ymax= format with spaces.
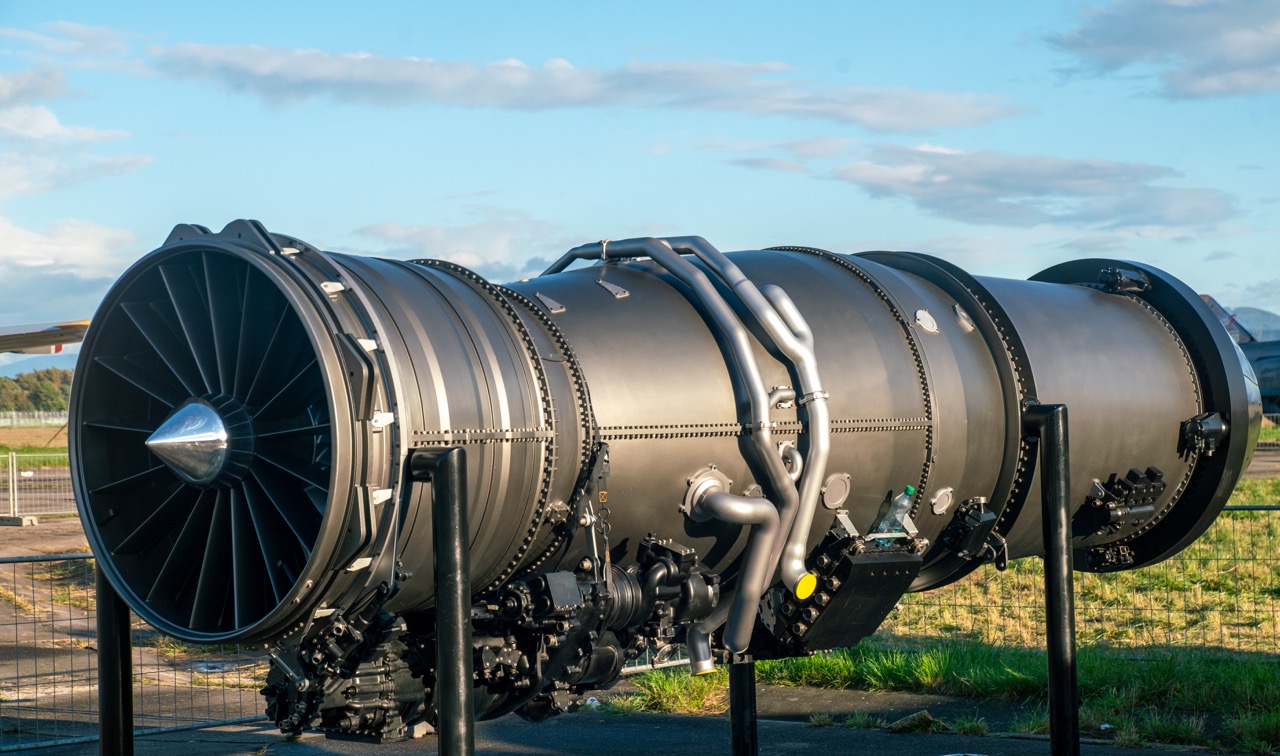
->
xmin=71 ymin=221 xmax=1259 ymax=649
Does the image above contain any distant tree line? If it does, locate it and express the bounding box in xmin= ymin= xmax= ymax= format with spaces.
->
xmin=0 ymin=368 xmax=73 ymax=411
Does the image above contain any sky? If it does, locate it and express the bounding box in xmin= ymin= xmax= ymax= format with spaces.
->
xmin=1 ymin=1 xmax=1278 ymax=371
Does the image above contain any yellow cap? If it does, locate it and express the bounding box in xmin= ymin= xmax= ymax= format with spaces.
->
xmin=795 ymin=573 xmax=818 ymax=600
xmin=692 ymin=667 xmax=717 ymax=676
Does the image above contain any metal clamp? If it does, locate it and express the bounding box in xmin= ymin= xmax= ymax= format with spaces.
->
xmin=796 ymin=390 xmax=830 ymax=406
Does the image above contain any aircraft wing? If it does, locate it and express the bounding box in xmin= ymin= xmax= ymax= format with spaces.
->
xmin=0 ymin=320 xmax=91 ymax=354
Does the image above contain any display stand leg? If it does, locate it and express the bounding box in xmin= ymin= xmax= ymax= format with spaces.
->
xmin=1024 ymin=403 xmax=1080 ymax=756
xmin=410 ymin=447 xmax=474 ymax=756
xmin=729 ymin=654 xmax=758 ymax=756
xmin=96 ymin=565 xmax=133 ymax=756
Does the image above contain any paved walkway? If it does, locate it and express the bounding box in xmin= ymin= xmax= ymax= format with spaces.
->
xmin=33 ymin=712 xmax=1238 ymax=756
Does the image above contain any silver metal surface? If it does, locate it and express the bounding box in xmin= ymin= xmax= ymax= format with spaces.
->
xmin=821 ymin=473 xmax=852 ymax=510
xmin=595 ymin=279 xmax=629 ymax=298
xmin=145 ymin=401 xmax=229 ymax=484
xmin=931 ymin=487 xmax=955 ymax=515
xmin=535 ymin=292 xmax=567 ymax=313
xmin=915 ymin=309 xmax=940 ymax=334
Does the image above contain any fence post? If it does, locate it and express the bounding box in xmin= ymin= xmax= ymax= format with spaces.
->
xmin=7 ymin=452 xmax=16 ymax=518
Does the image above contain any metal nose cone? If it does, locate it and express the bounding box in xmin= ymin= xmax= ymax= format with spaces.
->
xmin=146 ymin=401 xmax=229 ymax=484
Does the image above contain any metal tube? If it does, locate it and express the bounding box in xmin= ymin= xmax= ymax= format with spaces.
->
xmin=666 ymin=237 xmax=830 ymax=600
xmin=780 ymin=445 xmax=803 ymax=482
xmin=553 ymin=238 xmax=797 ymax=657
xmin=96 ymin=564 xmax=133 ymax=756
xmin=411 ymin=447 xmax=475 ymax=756
xmin=689 ymin=490 xmax=779 ymax=654
xmin=728 ymin=654 xmax=758 ymax=756
xmin=1023 ymin=403 xmax=1079 ymax=756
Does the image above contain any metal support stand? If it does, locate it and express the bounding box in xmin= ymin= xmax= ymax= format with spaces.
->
xmin=409 ymin=447 xmax=474 ymax=756
xmin=1023 ymin=403 xmax=1080 ymax=756
xmin=96 ymin=565 xmax=133 ymax=756
xmin=728 ymin=654 xmax=758 ymax=756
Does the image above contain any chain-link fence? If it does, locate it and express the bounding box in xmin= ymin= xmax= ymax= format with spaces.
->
xmin=3 ymin=455 xmax=75 ymax=519
xmin=1259 ymin=413 xmax=1280 ymax=450
xmin=0 ymin=554 xmax=266 ymax=752
xmin=0 ymin=414 xmax=66 ymax=430
xmin=3 ymin=448 xmax=1278 ymax=749
xmin=878 ymin=508 xmax=1280 ymax=655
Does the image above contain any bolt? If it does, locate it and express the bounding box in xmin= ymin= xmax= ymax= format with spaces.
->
xmin=579 ymin=557 xmax=593 ymax=571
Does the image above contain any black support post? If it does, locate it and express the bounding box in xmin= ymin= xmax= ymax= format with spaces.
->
xmin=96 ymin=565 xmax=133 ymax=756
xmin=728 ymin=654 xmax=758 ymax=756
xmin=410 ymin=447 xmax=474 ymax=756
xmin=1023 ymin=403 xmax=1079 ymax=756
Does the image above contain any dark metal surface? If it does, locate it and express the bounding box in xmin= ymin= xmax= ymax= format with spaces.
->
xmin=411 ymin=448 xmax=474 ymax=756
xmin=1024 ymin=404 xmax=1080 ymax=756
xmin=728 ymin=656 xmax=758 ymax=756
xmin=70 ymin=221 xmax=1259 ymax=740
xmin=96 ymin=565 xmax=134 ymax=756
xmin=1031 ymin=260 xmax=1261 ymax=569
xmin=860 ymin=251 xmax=1028 ymax=591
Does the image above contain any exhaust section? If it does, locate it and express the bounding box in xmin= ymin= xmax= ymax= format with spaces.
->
xmin=71 ymin=221 xmax=1258 ymax=737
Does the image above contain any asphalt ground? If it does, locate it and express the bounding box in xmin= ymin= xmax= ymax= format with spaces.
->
xmin=29 ymin=707 xmax=1241 ymax=756
xmin=1243 ymin=446 xmax=1280 ymax=478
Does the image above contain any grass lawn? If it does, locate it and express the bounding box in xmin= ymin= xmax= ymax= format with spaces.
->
xmin=616 ymin=478 xmax=1280 ymax=754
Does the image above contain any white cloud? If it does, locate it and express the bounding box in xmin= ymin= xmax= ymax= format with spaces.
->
xmin=0 ymin=215 xmax=137 ymax=279
xmin=1050 ymin=0 xmax=1280 ymax=97
xmin=146 ymin=43 xmax=1021 ymax=132
xmin=0 ymin=151 xmax=150 ymax=198
xmin=0 ymin=68 xmax=65 ymax=106
xmin=780 ymin=136 xmax=858 ymax=159
xmin=0 ymin=215 xmax=138 ymax=325
xmin=0 ymin=22 xmax=133 ymax=57
xmin=0 ymin=65 xmax=146 ymax=196
xmin=729 ymin=158 xmax=811 ymax=174
xmin=0 ymin=105 xmax=128 ymax=142
xmin=350 ymin=209 xmax=580 ymax=283
xmin=833 ymin=143 xmax=1236 ymax=229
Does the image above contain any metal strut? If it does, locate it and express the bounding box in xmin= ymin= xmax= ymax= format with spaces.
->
xmin=728 ymin=654 xmax=759 ymax=756
xmin=1023 ymin=402 xmax=1080 ymax=756
xmin=96 ymin=565 xmax=134 ymax=756
xmin=407 ymin=447 xmax=474 ymax=756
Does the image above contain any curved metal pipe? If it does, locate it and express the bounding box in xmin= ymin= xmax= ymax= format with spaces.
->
xmin=687 ymin=626 xmax=715 ymax=676
xmin=640 ymin=559 xmax=677 ymax=611
xmin=665 ymin=237 xmax=831 ymax=600
xmin=549 ymin=238 xmax=798 ymax=651
xmin=686 ymin=489 xmax=779 ymax=657
xmin=780 ymin=444 xmax=803 ymax=482
xmin=768 ymin=386 xmax=796 ymax=408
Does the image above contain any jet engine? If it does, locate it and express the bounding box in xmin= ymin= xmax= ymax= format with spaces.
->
xmin=71 ymin=220 xmax=1259 ymax=740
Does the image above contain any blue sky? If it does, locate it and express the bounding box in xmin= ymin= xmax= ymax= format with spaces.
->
xmin=1 ymin=1 xmax=1278 ymax=371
